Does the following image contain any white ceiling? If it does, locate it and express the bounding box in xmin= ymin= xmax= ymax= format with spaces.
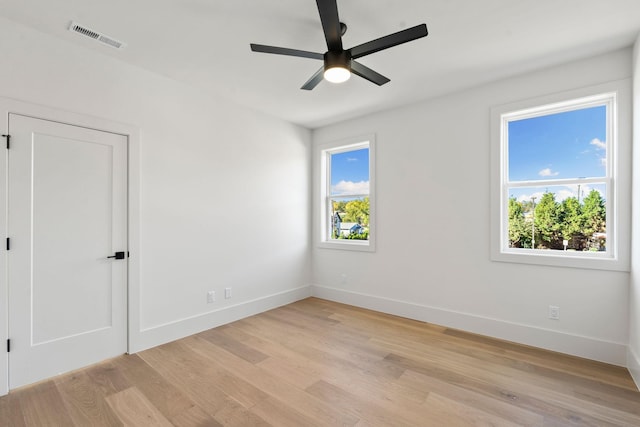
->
xmin=1 ymin=0 xmax=640 ymax=128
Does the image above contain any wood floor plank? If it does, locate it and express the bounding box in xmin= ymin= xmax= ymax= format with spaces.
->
xmin=240 ymin=313 xmax=405 ymax=382
xmin=169 ymin=405 xmax=223 ymax=427
xmin=369 ymin=328 xmax=640 ymax=420
xmin=305 ymin=379 xmax=424 ymax=427
xmin=2 ymin=297 xmax=639 ymax=426
xmin=250 ymin=396 xmax=325 ymax=427
xmin=106 ymin=386 xmax=173 ymax=426
xmin=0 ymin=392 xmax=26 ymax=427
xmin=138 ymin=339 xmax=272 ymax=426
xmin=443 ymin=327 xmax=638 ymax=391
xmin=247 ymin=322 xmax=427 ymax=408
xmin=235 ymin=318 xmax=415 ymax=404
xmin=15 ymin=380 xmax=76 ymax=426
xmin=111 ymin=354 xmax=197 ymax=421
xmin=199 ymin=327 xmax=270 ymax=364
xmin=385 ymin=352 xmax=640 ymax=426
xmin=398 ymin=369 xmax=545 ymax=426
xmin=423 ymin=392 xmax=522 ymax=427
xmin=215 ymin=325 xmax=323 ymax=390
xmin=55 ymin=371 xmax=123 ymax=426
xmin=185 ymin=335 xmax=360 ymax=426
xmin=84 ymin=360 xmax=132 ymax=396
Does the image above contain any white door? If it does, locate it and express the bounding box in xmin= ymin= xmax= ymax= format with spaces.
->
xmin=8 ymin=114 xmax=128 ymax=389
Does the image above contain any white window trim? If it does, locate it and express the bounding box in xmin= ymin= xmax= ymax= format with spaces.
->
xmin=316 ymin=135 xmax=376 ymax=252
xmin=490 ymin=80 xmax=631 ymax=271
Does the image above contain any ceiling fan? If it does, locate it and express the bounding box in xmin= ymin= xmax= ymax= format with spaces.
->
xmin=250 ymin=0 xmax=428 ymax=90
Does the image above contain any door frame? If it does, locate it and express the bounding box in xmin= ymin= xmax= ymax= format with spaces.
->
xmin=0 ymin=98 xmax=141 ymax=396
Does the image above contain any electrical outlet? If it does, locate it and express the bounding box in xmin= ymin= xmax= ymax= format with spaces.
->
xmin=340 ymin=273 xmax=347 ymax=285
xmin=207 ymin=290 xmax=216 ymax=304
xmin=225 ymin=287 xmax=232 ymax=299
xmin=548 ymin=305 xmax=560 ymax=320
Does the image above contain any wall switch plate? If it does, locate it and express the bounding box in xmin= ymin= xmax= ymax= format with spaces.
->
xmin=207 ymin=291 xmax=216 ymax=303
xmin=548 ymin=305 xmax=560 ymax=320
xmin=225 ymin=287 xmax=232 ymax=299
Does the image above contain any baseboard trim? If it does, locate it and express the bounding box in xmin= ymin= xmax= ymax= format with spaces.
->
xmin=132 ymin=285 xmax=312 ymax=353
xmin=312 ymin=285 xmax=627 ymax=366
xmin=628 ymin=347 xmax=640 ymax=391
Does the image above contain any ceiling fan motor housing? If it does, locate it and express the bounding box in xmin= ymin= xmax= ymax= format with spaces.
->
xmin=324 ymin=50 xmax=351 ymax=72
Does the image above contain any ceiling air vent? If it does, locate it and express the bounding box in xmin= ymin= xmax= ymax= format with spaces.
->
xmin=68 ymin=21 xmax=126 ymax=49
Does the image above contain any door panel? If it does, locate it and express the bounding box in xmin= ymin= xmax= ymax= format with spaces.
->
xmin=8 ymin=114 xmax=127 ymax=389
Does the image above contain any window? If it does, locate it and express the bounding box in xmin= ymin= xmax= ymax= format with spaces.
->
xmin=491 ymin=81 xmax=630 ymax=270
xmin=318 ymin=136 xmax=375 ymax=251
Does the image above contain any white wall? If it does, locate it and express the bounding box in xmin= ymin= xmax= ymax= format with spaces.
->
xmin=0 ymin=16 xmax=311 ymax=365
xmin=629 ymin=36 xmax=640 ymax=388
xmin=312 ymin=48 xmax=633 ymax=366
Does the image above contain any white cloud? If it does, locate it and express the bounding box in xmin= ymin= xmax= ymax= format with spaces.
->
xmin=538 ymin=168 xmax=559 ymax=177
xmin=590 ymin=138 xmax=606 ymax=150
xmin=331 ymin=180 xmax=369 ymax=195
xmin=555 ymin=189 xmax=577 ymax=203
xmin=600 ymin=157 xmax=607 ymax=167
xmin=516 ymin=191 xmax=545 ymax=204
xmin=346 ymin=157 xmax=358 ymax=162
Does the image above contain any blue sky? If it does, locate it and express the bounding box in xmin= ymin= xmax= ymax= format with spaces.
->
xmin=508 ymin=105 xmax=606 ymax=182
xmin=331 ymin=148 xmax=369 ymax=196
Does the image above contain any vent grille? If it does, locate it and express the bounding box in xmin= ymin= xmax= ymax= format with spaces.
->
xmin=68 ymin=21 xmax=126 ymax=49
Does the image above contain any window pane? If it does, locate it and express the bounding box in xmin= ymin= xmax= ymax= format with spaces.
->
xmin=330 ymin=148 xmax=369 ymax=196
xmin=330 ymin=196 xmax=370 ymax=241
xmin=507 ymin=184 xmax=606 ymax=251
xmin=508 ymin=106 xmax=606 ymax=181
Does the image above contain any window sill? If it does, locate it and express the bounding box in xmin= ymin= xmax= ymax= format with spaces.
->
xmin=491 ymin=249 xmax=629 ymax=272
xmin=318 ymin=239 xmax=375 ymax=252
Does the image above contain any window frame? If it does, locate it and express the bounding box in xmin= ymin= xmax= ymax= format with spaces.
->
xmin=490 ymin=80 xmax=631 ymax=271
xmin=317 ymin=135 xmax=376 ymax=252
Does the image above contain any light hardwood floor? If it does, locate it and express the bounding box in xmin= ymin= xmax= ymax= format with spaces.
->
xmin=1 ymin=297 xmax=639 ymax=426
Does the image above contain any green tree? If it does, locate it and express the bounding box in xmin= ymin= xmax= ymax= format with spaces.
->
xmin=581 ymin=190 xmax=606 ymax=236
xmin=343 ymin=197 xmax=369 ymax=226
xmin=508 ymin=197 xmax=530 ymax=248
xmin=332 ymin=200 xmax=347 ymax=214
xmin=559 ymin=196 xmax=584 ymax=248
xmin=534 ymin=192 xmax=562 ymax=249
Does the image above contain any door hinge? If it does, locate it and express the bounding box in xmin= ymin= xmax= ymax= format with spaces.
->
xmin=2 ymin=134 xmax=9 ymax=149
xmin=6 ymin=339 xmax=10 ymax=353
xmin=5 ymin=238 xmax=9 ymax=251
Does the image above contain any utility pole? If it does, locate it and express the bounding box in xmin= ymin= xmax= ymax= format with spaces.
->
xmin=577 ymin=184 xmax=581 ymax=204
xmin=531 ymin=196 xmax=537 ymax=249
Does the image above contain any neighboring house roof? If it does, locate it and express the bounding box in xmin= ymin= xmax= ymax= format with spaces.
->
xmin=339 ymin=222 xmax=361 ymax=231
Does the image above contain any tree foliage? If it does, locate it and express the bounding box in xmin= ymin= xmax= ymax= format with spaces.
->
xmin=534 ymin=193 xmax=562 ymax=249
xmin=508 ymin=190 xmax=606 ymax=251
xmin=343 ymin=198 xmax=370 ymax=225
xmin=508 ymin=197 xmax=530 ymax=248
xmin=332 ymin=197 xmax=370 ymax=240
xmin=582 ymin=190 xmax=606 ymax=237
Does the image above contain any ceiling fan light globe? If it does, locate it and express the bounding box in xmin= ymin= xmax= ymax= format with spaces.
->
xmin=324 ymin=66 xmax=351 ymax=83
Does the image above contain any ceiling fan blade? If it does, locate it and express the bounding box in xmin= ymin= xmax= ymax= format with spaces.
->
xmin=250 ymin=43 xmax=323 ymax=60
xmin=316 ymin=0 xmax=343 ymax=51
xmin=301 ymin=67 xmax=325 ymax=90
xmin=350 ymin=24 xmax=428 ymax=59
xmin=351 ymin=61 xmax=390 ymax=86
